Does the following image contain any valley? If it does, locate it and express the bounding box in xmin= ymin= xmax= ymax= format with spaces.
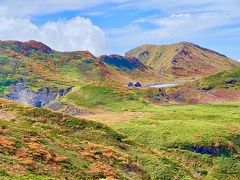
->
xmin=0 ymin=40 xmax=240 ymax=179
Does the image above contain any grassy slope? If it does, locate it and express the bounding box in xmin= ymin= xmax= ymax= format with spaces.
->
xmin=160 ymin=68 xmax=240 ymax=103
xmin=0 ymin=48 xmax=105 ymax=95
xmin=2 ymin=101 xmax=239 ymax=180
xmin=0 ymin=41 xmax=151 ymax=112
xmin=0 ymin=40 xmax=169 ymax=97
xmin=196 ymin=68 xmax=240 ymax=90
xmin=0 ymin=98 xmax=150 ymax=179
xmin=1 ymin=98 xmax=203 ymax=179
xmin=126 ymin=42 xmax=240 ymax=78
xmin=126 ymin=44 xmax=177 ymax=71
xmin=0 ymin=40 xmax=171 ymax=119
xmin=61 ymin=83 xmax=153 ymax=112
xmin=110 ymin=103 xmax=240 ymax=179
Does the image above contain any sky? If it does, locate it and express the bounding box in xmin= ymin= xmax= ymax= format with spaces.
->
xmin=0 ymin=0 xmax=239 ymax=60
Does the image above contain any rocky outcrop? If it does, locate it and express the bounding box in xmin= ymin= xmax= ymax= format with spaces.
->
xmin=62 ymin=105 xmax=90 ymax=116
xmin=3 ymin=84 xmax=72 ymax=107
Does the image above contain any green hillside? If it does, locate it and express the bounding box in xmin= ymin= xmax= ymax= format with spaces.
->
xmin=2 ymin=97 xmax=240 ymax=179
xmin=156 ymin=68 xmax=240 ymax=104
xmin=0 ymin=98 xmax=199 ymax=179
xmin=80 ymin=99 xmax=240 ymax=179
xmin=0 ymin=40 xmax=103 ymax=95
xmin=0 ymin=41 xmax=146 ymax=111
xmin=111 ymin=103 xmax=240 ymax=180
xmin=0 ymin=98 xmax=151 ymax=179
xmin=196 ymin=68 xmax=240 ymax=90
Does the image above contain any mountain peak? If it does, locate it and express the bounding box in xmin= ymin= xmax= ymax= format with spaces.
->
xmin=126 ymin=42 xmax=240 ymax=77
xmin=0 ymin=40 xmax=53 ymax=54
xmin=21 ymin=40 xmax=53 ymax=54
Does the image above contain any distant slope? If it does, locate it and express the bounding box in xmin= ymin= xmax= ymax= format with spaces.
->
xmin=126 ymin=42 xmax=240 ymax=78
xmin=196 ymin=67 xmax=240 ymax=89
xmin=153 ymin=68 xmax=240 ymax=103
xmin=0 ymin=40 xmax=169 ymax=110
xmin=0 ymin=40 xmax=104 ymax=91
xmin=0 ymin=40 xmax=54 ymax=55
xmin=0 ymin=40 xmax=134 ymax=110
xmin=99 ymin=54 xmax=169 ymax=86
xmin=99 ymin=54 xmax=147 ymax=71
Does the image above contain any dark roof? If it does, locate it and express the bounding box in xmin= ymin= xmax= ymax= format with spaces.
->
xmin=128 ymin=82 xmax=134 ymax=87
xmin=134 ymin=82 xmax=142 ymax=87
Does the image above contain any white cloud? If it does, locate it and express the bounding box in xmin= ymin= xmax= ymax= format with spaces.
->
xmin=39 ymin=17 xmax=107 ymax=55
xmin=0 ymin=0 xmax=239 ymax=58
xmin=0 ymin=12 xmax=107 ymax=55
xmin=107 ymin=0 xmax=240 ymax=58
xmin=0 ymin=0 xmax=127 ymax=16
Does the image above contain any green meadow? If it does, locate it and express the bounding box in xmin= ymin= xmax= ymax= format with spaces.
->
xmin=110 ymin=103 xmax=240 ymax=179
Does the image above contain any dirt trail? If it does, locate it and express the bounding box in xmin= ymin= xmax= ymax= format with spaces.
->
xmin=81 ymin=111 xmax=151 ymax=125
xmin=0 ymin=110 xmax=16 ymax=120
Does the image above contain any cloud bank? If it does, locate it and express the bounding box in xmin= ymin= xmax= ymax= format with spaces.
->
xmin=107 ymin=0 xmax=240 ymax=58
xmin=0 ymin=7 xmax=107 ymax=55
xmin=0 ymin=0 xmax=239 ymax=58
xmin=0 ymin=0 xmax=126 ymax=16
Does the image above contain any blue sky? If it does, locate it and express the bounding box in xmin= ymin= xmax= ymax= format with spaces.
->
xmin=0 ymin=0 xmax=239 ymax=60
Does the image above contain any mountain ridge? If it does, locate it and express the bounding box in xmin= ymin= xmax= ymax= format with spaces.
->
xmin=1 ymin=39 xmax=240 ymax=109
xmin=126 ymin=41 xmax=240 ymax=78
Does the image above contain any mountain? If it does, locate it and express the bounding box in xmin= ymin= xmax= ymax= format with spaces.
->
xmin=0 ymin=40 xmax=103 ymax=93
xmin=0 ymin=40 xmax=53 ymax=55
xmin=1 ymin=40 xmax=239 ymax=110
xmin=0 ymin=40 xmax=167 ymax=113
xmin=126 ymin=42 xmax=240 ymax=78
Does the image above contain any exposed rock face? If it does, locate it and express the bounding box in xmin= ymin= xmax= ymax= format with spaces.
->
xmin=46 ymin=101 xmax=64 ymax=111
xmin=3 ymin=84 xmax=72 ymax=107
xmin=63 ymin=105 xmax=90 ymax=116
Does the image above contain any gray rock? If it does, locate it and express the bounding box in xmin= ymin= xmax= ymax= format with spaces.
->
xmin=63 ymin=105 xmax=89 ymax=116
xmin=46 ymin=101 xmax=64 ymax=111
xmin=3 ymin=84 xmax=72 ymax=108
xmin=175 ymin=94 xmax=184 ymax=101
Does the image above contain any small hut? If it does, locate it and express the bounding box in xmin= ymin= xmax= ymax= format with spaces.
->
xmin=134 ymin=82 xmax=142 ymax=87
xmin=128 ymin=82 xmax=134 ymax=87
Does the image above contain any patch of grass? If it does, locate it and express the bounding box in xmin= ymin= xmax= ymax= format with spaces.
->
xmin=197 ymin=68 xmax=240 ymax=90
xmin=0 ymin=98 xmax=152 ymax=179
xmin=0 ymin=169 xmax=9 ymax=176
xmin=112 ymin=102 xmax=240 ymax=179
xmin=136 ymin=155 xmax=188 ymax=180
xmin=62 ymin=84 xmax=151 ymax=112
